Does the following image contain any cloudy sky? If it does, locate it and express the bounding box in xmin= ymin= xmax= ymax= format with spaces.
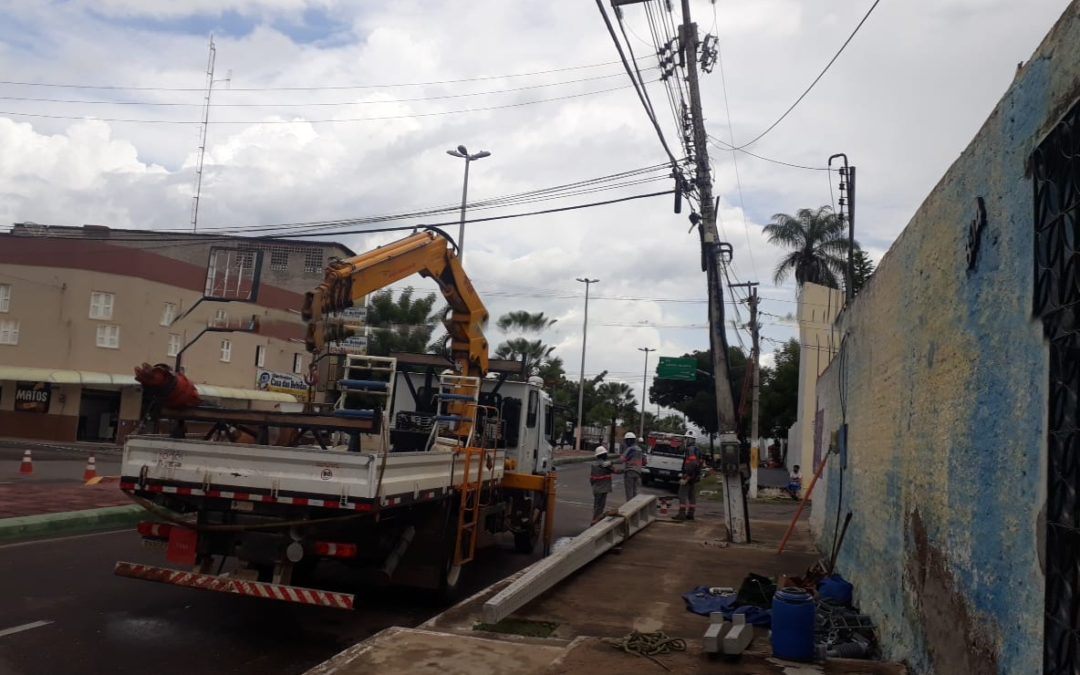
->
xmin=0 ymin=0 xmax=1070 ymax=402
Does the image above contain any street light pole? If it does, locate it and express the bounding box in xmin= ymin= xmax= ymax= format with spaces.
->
xmin=637 ymin=347 xmax=656 ymax=438
xmin=446 ymin=145 xmax=492 ymax=264
xmin=575 ymin=278 xmax=599 ymax=451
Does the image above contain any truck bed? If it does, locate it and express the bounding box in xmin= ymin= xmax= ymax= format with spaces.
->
xmin=120 ymin=435 xmax=505 ymax=511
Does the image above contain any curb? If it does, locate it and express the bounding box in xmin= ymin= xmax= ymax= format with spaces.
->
xmin=0 ymin=504 xmax=145 ymax=544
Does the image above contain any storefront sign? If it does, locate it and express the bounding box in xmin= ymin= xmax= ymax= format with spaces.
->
xmin=15 ymin=381 xmax=51 ymax=413
xmin=256 ymin=370 xmax=309 ymax=400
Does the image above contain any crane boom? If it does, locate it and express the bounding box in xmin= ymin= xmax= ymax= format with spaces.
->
xmin=301 ymin=230 xmax=489 ymax=377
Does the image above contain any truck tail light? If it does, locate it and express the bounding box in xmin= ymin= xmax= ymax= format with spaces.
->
xmin=314 ymin=541 xmax=358 ymax=559
xmin=137 ymin=521 xmax=173 ymax=540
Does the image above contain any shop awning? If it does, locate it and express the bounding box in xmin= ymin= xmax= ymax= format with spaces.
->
xmin=0 ymin=366 xmax=297 ymax=403
xmin=0 ymin=366 xmax=137 ymax=385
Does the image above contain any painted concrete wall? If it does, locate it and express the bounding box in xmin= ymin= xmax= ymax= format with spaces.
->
xmin=790 ymin=282 xmax=844 ymax=476
xmin=809 ymin=6 xmax=1080 ymax=673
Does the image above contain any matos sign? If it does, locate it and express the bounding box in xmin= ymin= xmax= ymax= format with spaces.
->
xmin=15 ymin=381 xmax=51 ymax=413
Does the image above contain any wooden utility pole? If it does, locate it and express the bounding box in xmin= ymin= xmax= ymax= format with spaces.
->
xmin=731 ymin=282 xmax=760 ymax=497
xmin=678 ymin=0 xmax=746 ymax=543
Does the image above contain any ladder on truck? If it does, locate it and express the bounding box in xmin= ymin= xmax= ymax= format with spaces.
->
xmin=426 ymin=374 xmax=481 ymax=451
xmin=452 ymin=402 xmax=502 ymax=566
xmin=425 ymin=373 xmax=500 ymax=566
xmin=333 ymin=355 xmax=396 ymax=428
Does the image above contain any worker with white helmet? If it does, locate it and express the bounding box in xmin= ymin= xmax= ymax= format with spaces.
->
xmin=589 ymin=445 xmax=614 ymax=524
xmin=620 ymin=431 xmax=644 ymax=500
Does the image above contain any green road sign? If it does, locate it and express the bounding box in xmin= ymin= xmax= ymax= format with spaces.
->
xmin=656 ymin=356 xmax=697 ymax=381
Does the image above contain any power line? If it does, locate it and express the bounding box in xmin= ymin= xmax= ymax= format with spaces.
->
xmin=712 ymin=33 xmax=758 ymax=283
xmin=0 ymin=58 xmax=648 ymax=93
xmin=594 ymin=0 xmax=682 ymax=169
xmin=14 ymin=189 xmax=675 ymax=245
xmin=0 ymin=69 xmax=659 ymax=108
xmin=707 ymin=135 xmax=830 ymax=171
xmin=729 ymin=0 xmax=883 ymax=150
xmin=0 ymin=80 xmax=646 ymax=125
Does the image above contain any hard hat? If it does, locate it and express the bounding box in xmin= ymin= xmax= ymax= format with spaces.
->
xmin=624 ymin=432 xmax=637 ymax=440
xmin=594 ymin=446 xmax=608 ymax=457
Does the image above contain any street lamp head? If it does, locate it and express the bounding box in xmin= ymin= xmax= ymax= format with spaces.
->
xmin=575 ymin=277 xmax=599 ymax=284
xmin=457 ymin=144 xmax=468 ymax=156
xmin=446 ymin=149 xmax=465 ymax=158
xmin=470 ymin=150 xmax=492 ymax=160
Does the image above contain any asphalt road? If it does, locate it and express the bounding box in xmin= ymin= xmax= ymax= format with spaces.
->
xmin=0 ymin=462 xmax=670 ymax=675
xmin=0 ymin=446 xmax=122 ymax=485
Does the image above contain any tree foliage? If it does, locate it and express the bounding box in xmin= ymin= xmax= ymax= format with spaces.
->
xmin=765 ymin=206 xmax=856 ymax=289
xmin=851 ymin=249 xmax=876 ymax=295
xmin=758 ymin=339 xmax=800 ymax=438
xmin=649 ymin=348 xmax=748 ymax=435
xmin=365 ymin=287 xmax=440 ymax=356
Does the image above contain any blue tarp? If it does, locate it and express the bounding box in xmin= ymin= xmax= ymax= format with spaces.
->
xmin=682 ymin=586 xmax=772 ymax=627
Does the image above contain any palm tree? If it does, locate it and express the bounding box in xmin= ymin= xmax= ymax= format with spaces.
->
xmin=365 ymin=287 xmax=440 ymax=356
xmin=495 ymin=310 xmax=559 ymax=377
xmin=764 ymin=206 xmax=855 ymax=289
xmin=496 ymin=311 xmax=557 ymax=333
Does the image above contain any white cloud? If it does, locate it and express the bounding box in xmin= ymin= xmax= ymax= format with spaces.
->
xmin=0 ymin=0 xmax=1071 ymax=402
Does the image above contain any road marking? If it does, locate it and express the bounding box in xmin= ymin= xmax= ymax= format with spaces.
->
xmin=0 ymin=620 xmax=53 ymax=638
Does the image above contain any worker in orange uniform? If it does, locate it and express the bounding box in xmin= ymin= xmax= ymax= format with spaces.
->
xmin=589 ymin=446 xmax=614 ymax=524
xmin=672 ymin=441 xmax=703 ymax=521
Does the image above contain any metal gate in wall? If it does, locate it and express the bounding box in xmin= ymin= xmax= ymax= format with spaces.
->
xmin=1032 ymin=96 xmax=1080 ymax=675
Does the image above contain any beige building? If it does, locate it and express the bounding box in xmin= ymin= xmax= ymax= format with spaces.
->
xmin=0 ymin=224 xmax=357 ymax=443
xmin=786 ymin=281 xmax=845 ymax=475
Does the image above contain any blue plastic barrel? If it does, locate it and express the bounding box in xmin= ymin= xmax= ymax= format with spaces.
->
xmin=771 ymin=588 xmax=816 ymax=661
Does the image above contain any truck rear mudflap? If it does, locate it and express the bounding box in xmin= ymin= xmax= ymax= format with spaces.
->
xmin=114 ymin=561 xmax=355 ymax=610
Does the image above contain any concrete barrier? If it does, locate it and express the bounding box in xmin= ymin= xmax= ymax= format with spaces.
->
xmin=481 ymin=494 xmax=657 ymax=624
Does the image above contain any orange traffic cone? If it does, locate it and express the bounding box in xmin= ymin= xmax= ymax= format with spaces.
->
xmin=83 ymin=454 xmax=97 ymax=482
xmin=18 ymin=449 xmax=32 ymax=475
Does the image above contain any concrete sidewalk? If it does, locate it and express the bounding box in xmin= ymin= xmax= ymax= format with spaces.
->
xmin=306 ymin=502 xmax=906 ymax=674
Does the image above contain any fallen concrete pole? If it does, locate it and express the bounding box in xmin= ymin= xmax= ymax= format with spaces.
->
xmin=482 ymin=494 xmax=658 ymax=624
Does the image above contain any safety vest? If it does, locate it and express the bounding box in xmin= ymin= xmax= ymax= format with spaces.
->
xmin=590 ymin=459 xmax=614 ymax=492
xmin=623 ymin=445 xmax=643 ymax=471
xmin=682 ymin=450 xmax=702 ymax=482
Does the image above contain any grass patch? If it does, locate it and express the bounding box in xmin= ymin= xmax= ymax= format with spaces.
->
xmin=696 ymin=473 xmax=726 ymax=501
xmin=473 ymin=618 xmax=559 ymax=638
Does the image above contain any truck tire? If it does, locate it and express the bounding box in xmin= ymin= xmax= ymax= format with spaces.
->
xmin=514 ymin=528 xmax=538 ymax=554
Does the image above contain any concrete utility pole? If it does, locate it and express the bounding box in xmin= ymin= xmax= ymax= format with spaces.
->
xmin=731 ymin=281 xmax=760 ymax=498
xmin=446 ymin=145 xmax=492 ymax=263
xmin=678 ymin=0 xmax=747 ymax=543
xmin=575 ymin=278 xmax=599 ymax=451
xmin=637 ymin=347 xmax=656 ymax=438
xmin=829 ymin=154 xmax=856 ymax=301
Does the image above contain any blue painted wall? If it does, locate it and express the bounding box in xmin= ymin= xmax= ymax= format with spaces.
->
xmin=810 ymin=6 xmax=1080 ymax=673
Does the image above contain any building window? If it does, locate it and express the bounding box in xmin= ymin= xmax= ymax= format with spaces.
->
xmin=270 ymin=249 xmax=289 ymax=272
xmin=255 ymin=344 xmax=266 ymax=368
xmin=303 ymin=248 xmax=323 ymax=274
xmin=213 ymin=308 xmax=228 ymax=327
xmin=161 ymin=302 xmax=177 ymax=326
xmin=293 ymin=353 xmax=304 ymax=374
xmin=220 ymin=339 xmax=232 ymax=363
xmin=0 ymin=319 xmax=19 ymax=345
xmin=167 ymin=333 xmax=181 ymax=357
xmin=96 ymin=324 xmax=120 ymax=349
xmin=0 ymin=284 xmax=10 ymax=313
xmin=89 ymin=291 xmax=114 ymax=320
